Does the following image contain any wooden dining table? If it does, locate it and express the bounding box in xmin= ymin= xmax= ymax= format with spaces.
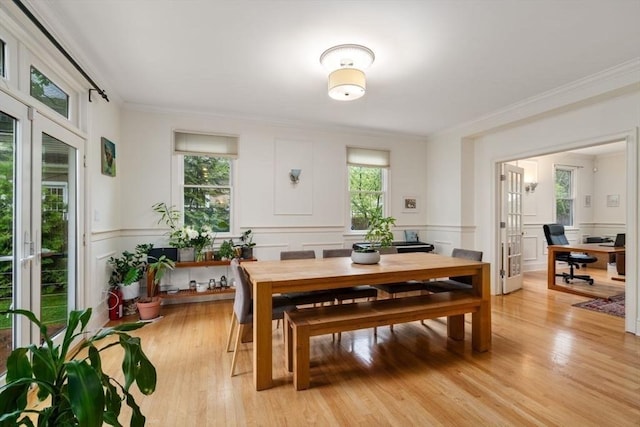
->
xmin=241 ymin=252 xmax=491 ymax=391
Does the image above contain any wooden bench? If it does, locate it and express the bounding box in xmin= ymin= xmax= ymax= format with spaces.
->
xmin=284 ymin=291 xmax=486 ymax=390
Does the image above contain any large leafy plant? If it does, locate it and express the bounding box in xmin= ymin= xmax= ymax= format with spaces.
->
xmin=107 ymin=244 xmax=153 ymax=286
xmin=0 ymin=308 xmax=156 ymax=427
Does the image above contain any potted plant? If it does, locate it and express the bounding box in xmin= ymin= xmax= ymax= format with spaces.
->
xmin=152 ymin=202 xmax=216 ymax=262
xmin=108 ymin=243 xmax=153 ymax=300
xmin=351 ymin=215 xmax=396 ymax=264
xmin=238 ymin=229 xmax=256 ymax=259
xmin=0 ymin=307 xmax=156 ymax=426
xmin=137 ymin=255 xmax=175 ymax=320
xmin=218 ymin=239 xmax=235 ymax=260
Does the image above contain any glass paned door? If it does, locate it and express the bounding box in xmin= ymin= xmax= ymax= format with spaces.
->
xmin=0 ymin=111 xmax=16 ymax=371
xmin=31 ymin=113 xmax=82 ymax=345
xmin=501 ymin=163 xmax=524 ymax=294
xmin=38 ymin=134 xmax=76 ymax=339
xmin=0 ymin=92 xmax=31 ymax=375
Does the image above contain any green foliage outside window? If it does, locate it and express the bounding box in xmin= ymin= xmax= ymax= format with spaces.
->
xmin=183 ymin=155 xmax=231 ymax=232
xmin=30 ymin=66 xmax=69 ymax=118
xmin=349 ymin=165 xmax=385 ymax=230
xmin=555 ymin=168 xmax=573 ymax=226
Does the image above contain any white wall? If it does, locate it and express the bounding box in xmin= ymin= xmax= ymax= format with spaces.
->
xmin=87 ymin=98 xmax=123 ymax=328
xmin=119 ymin=107 xmax=429 ymax=263
xmin=426 ymin=82 xmax=639 ymax=333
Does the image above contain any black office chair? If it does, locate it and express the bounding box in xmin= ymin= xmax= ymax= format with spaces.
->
xmin=543 ymin=224 xmax=596 ymax=285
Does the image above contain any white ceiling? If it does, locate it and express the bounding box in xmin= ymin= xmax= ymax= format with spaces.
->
xmin=26 ymin=0 xmax=640 ymax=137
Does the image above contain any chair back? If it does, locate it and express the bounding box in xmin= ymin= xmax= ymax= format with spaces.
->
xmin=230 ymin=259 xmax=251 ymax=324
xmin=450 ymin=248 xmax=483 ymax=285
xmin=280 ymin=250 xmax=316 ymax=260
xmin=378 ymin=246 xmax=398 ymax=255
xmin=322 ymin=248 xmax=352 ymax=258
xmin=543 ymin=224 xmax=569 ymax=246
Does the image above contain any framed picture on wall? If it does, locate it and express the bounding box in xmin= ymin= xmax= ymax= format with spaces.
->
xmin=402 ymin=195 xmax=419 ymax=213
xmin=101 ymin=137 xmax=116 ymax=177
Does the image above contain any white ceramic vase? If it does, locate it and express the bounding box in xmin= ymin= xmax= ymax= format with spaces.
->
xmin=119 ymin=281 xmax=140 ymax=300
xmin=350 ymin=250 xmax=381 ymax=264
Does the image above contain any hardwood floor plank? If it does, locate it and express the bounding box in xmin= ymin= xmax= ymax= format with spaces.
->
xmin=104 ymin=270 xmax=638 ymax=426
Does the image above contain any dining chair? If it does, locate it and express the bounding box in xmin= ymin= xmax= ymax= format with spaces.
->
xmin=279 ymin=250 xmax=337 ymax=306
xmin=423 ymin=248 xmax=483 ymax=293
xmin=371 ymin=246 xmax=427 ymax=331
xmin=321 ymin=248 xmax=380 ymax=340
xmin=322 ymin=248 xmax=378 ymax=303
xmin=226 ymin=258 xmax=295 ymax=377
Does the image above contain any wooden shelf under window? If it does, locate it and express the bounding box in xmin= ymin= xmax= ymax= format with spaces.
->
xmin=158 ymin=288 xmax=234 ymax=299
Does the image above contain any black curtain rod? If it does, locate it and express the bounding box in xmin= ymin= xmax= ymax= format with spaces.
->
xmin=12 ymin=0 xmax=109 ymax=102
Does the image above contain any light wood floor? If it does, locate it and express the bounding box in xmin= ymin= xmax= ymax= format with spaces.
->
xmin=105 ymin=271 xmax=639 ymax=426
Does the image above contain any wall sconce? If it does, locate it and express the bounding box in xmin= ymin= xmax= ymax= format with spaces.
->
xmin=289 ymin=169 xmax=301 ymax=184
xmin=525 ymin=182 xmax=538 ymax=193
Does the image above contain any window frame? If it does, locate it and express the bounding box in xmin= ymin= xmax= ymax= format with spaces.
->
xmin=554 ymin=165 xmax=576 ymax=227
xmin=346 ymin=146 xmax=390 ymax=232
xmin=181 ymin=154 xmax=234 ymax=233
xmin=171 ymin=131 xmax=238 ymax=237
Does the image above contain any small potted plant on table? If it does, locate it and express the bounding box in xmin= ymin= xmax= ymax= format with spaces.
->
xmin=351 ymin=215 xmax=396 ymax=264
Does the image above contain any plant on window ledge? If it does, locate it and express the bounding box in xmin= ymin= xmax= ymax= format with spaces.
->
xmin=0 ymin=308 xmax=156 ymax=427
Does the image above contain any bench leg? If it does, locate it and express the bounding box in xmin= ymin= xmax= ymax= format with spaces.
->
xmin=447 ymin=314 xmax=465 ymax=341
xmin=293 ymin=326 xmax=311 ymax=390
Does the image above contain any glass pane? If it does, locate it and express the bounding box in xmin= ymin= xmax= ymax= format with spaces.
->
xmin=184 ymin=156 xmax=230 ymax=186
xmin=350 ymin=192 xmax=384 ymax=230
xmin=0 ymin=111 xmax=15 ymax=373
xmin=556 ymin=199 xmax=573 ymax=226
xmin=184 ymin=187 xmax=231 ymax=232
xmin=349 ymin=165 xmax=385 ymax=230
xmin=41 ymin=133 xmax=74 ymax=339
xmin=30 ymin=66 xmax=69 ymax=118
xmin=555 ymin=169 xmax=571 ymax=198
xmin=349 ymin=166 xmax=382 ymax=192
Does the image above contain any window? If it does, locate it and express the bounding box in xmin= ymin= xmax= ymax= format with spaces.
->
xmin=347 ymin=147 xmax=389 ymax=230
xmin=554 ymin=166 xmax=575 ymax=226
xmin=30 ymin=66 xmax=69 ymax=118
xmin=175 ymin=132 xmax=237 ymax=232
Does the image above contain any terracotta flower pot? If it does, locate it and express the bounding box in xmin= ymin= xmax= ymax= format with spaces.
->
xmin=137 ymin=297 xmax=161 ymax=320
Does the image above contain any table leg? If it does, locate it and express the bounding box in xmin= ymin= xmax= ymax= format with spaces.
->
xmin=471 ymin=263 xmax=491 ymax=352
xmin=547 ymin=247 xmax=556 ymax=290
xmin=253 ymin=281 xmax=273 ymax=391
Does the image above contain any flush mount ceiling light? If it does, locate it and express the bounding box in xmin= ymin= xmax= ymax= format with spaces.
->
xmin=320 ymin=44 xmax=375 ymax=101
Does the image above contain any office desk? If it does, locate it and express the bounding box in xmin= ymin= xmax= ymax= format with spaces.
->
xmin=242 ymin=252 xmax=491 ymax=391
xmin=547 ymin=244 xmax=626 ymax=297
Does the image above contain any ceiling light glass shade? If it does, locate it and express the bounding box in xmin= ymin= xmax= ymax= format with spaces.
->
xmin=320 ymin=44 xmax=375 ymax=71
xmin=328 ymin=68 xmax=366 ymax=101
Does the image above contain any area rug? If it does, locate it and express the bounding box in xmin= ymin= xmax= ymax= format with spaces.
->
xmin=572 ymin=293 xmax=625 ymax=318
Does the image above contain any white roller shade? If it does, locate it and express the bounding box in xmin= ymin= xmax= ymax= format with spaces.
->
xmin=174 ymin=131 xmax=238 ymax=158
xmin=347 ymin=147 xmax=390 ymax=167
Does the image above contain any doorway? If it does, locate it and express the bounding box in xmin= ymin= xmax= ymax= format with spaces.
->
xmin=0 ymin=91 xmax=84 ymax=374
xmin=495 ymin=138 xmax=631 ymax=320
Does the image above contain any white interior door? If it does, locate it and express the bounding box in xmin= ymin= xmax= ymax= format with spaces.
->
xmin=501 ymin=163 xmax=524 ymax=294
